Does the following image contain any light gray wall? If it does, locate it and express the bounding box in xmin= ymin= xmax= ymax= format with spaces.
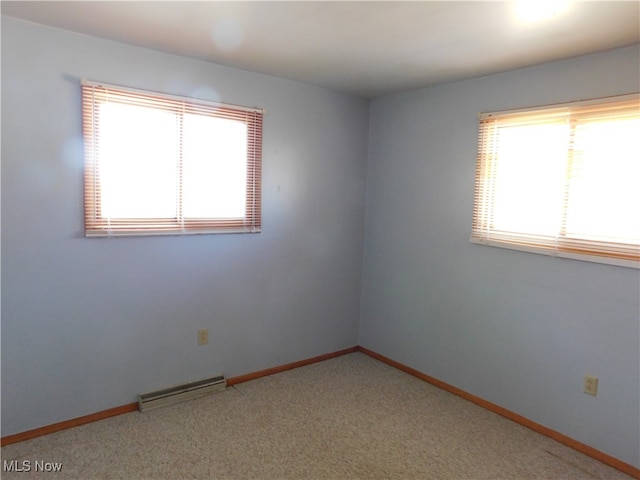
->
xmin=1 ymin=16 xmax=368 ymax=436
xmin=360 ymin=44 xmax=640 ymax=468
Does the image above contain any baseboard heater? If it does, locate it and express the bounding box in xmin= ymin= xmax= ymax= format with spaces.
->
xmin=138 ymin=375 xmax=226 ymax=412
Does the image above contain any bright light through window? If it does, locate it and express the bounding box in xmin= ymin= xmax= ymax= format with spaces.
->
xmin=492 ymin=123 xmax=568 ymax=236
xmin=82 ymin=81 xmax=263 ymax=236
xmin=182 ymin=114 xmax=247 ymax=219
xmin=472 ymin=94 xmax=640 ymax=267
xmin=99 ymin=103 xmax=179 ymax=219
xmin=565 ymin=118 xmax=640 ymax=242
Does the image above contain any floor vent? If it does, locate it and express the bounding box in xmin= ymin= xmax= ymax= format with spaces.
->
xmin=138 ymin=375 xmax=226 ymax=412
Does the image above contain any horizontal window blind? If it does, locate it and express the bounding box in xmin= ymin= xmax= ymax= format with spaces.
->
xmin=471 ymin=94 xmax=640 ymax=268
xmin=82 ymin=80 xmax=263 ymax=237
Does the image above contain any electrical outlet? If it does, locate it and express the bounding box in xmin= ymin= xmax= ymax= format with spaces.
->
xmin=197 ymin=329 xmax=208 ymax=346
xmin=584 ymin=375 xmax=598 ymax=396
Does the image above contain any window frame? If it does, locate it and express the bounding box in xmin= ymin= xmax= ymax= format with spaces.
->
xmin=471 ymin=93 xmax=640 ymax=269
xmin=82 ymin=80 xmax=263 ymax=237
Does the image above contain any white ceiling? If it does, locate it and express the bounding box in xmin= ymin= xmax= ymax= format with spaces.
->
xmin=2 ymin=1 xmax=639 ymax=98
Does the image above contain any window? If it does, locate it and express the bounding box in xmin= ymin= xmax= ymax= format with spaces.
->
xmin=471 ymin=94 xmax=639 ymax=268
xmin=82 ymin=80 xmax=263 ymax=237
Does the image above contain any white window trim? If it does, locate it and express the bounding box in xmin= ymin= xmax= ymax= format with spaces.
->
xmin=470 ymin=237 xmax=639 ymax=269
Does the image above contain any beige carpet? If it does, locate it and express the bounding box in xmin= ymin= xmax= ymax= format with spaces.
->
xmin=1 ymin=352 xmax=633 ymax=479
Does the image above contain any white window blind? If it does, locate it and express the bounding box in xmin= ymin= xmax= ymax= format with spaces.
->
xmin=82 ymin=80 xmax=263 ymax=237
xmin=471 ymin=94 xmax=640 ymax=268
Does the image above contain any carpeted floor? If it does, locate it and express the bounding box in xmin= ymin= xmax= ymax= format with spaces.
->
xmin=1 ymin=352 xmax=634 ymax=479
